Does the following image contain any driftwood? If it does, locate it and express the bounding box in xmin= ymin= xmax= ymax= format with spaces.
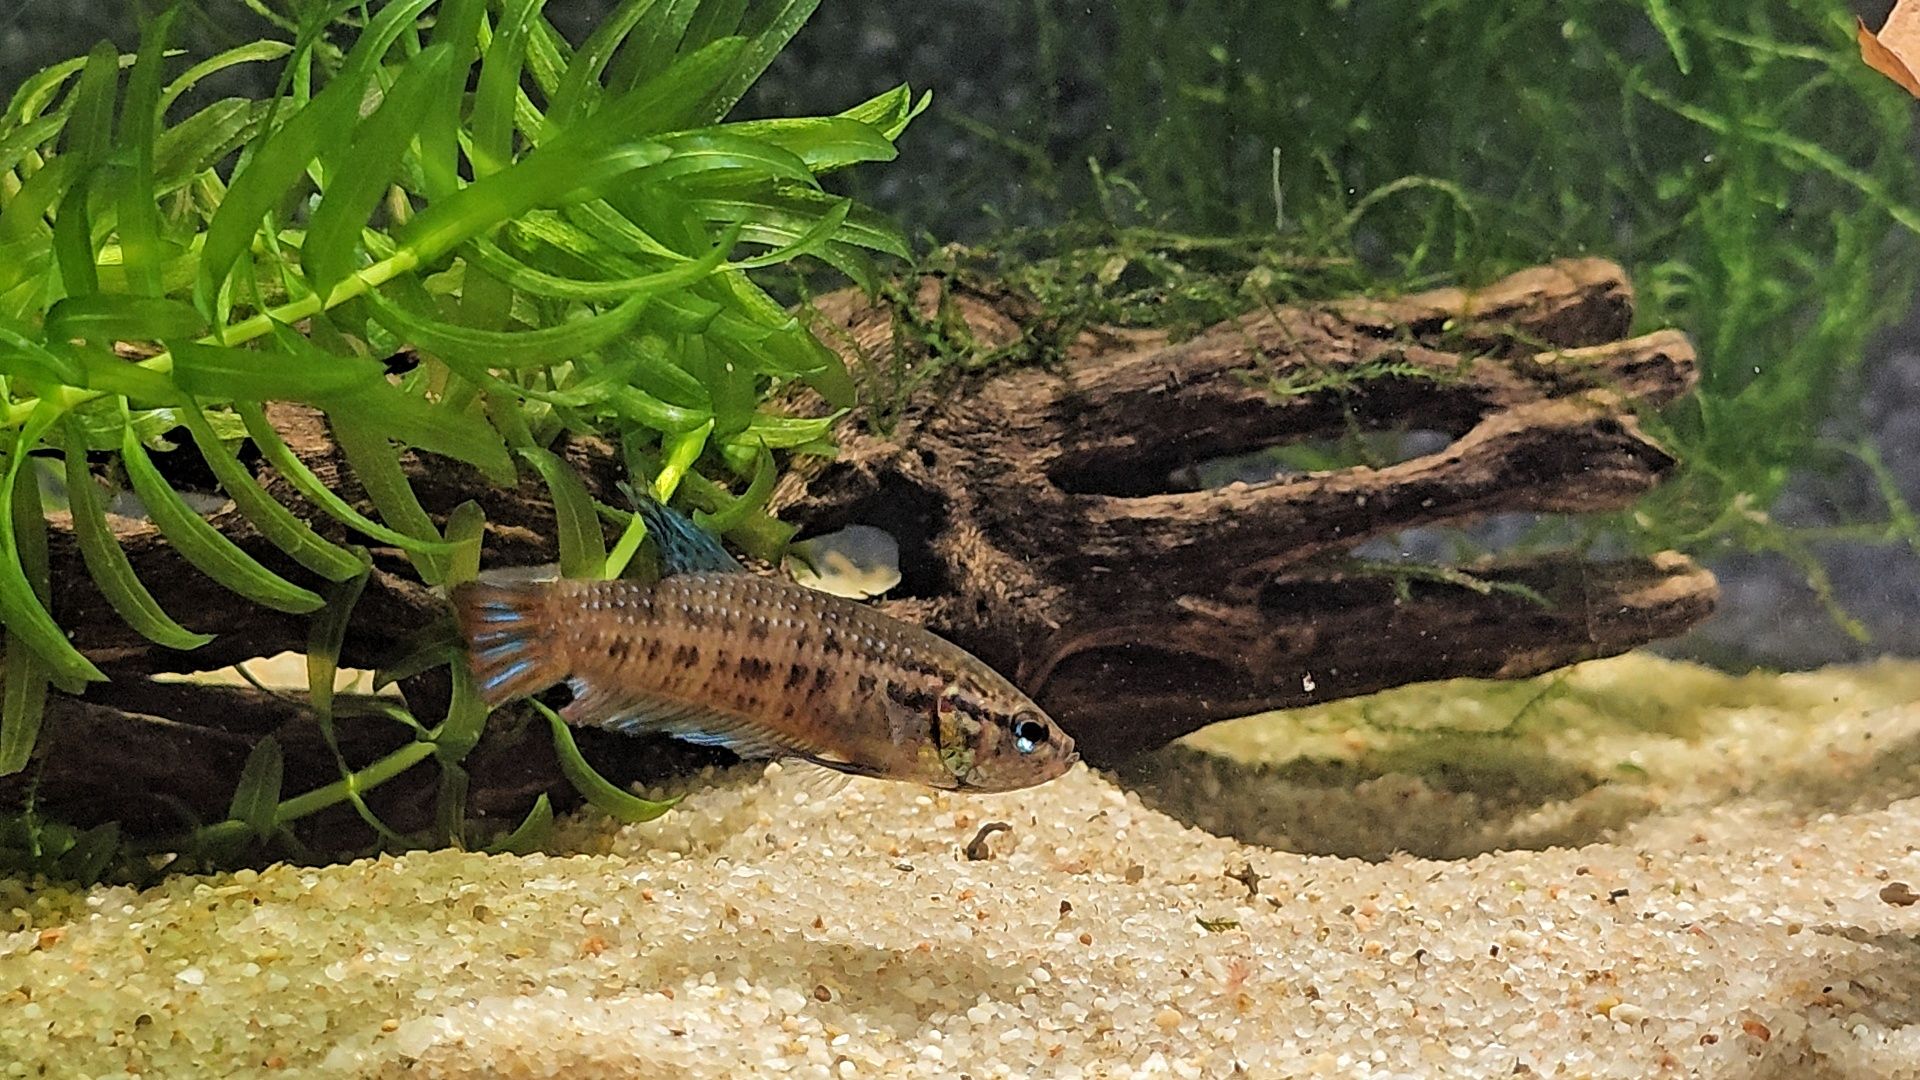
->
xmin=9 ymin=257 xmax=1714 ymax=839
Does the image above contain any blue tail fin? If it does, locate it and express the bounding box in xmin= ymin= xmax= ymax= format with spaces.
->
xmin=450 ymin=581 xmax=569 ymax=706
xmin=618 ymin=481 xmax=744 ymax=576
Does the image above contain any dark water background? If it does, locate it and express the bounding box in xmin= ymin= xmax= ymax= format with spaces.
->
xmin=4 ymin=0 xmax=1916 ymax=670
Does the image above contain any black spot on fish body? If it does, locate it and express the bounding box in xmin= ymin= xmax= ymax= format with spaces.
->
xmin=644 ymin=639 xmax=664 ymax=664
xmin=672 ymin=644 xmax=701 ymax=667
xmin=888 ymin=683 xmax=935 ymax=715
xmin=856 ymin=673 xmax=878 ymax=695
xmin=746 ymin=619 xmax=770 ymax=643
xmin=608 ymin=638 xmax=632 ymax=662
xmin=809 ymin=667 xmax=836 ymax=697
xmin=784 ymin=665 xmax=810 ymax=691
xmin=737 ymin=656 xmax=774 ymax=683
xmin=820 ymin=631 xmax=845 ymax=659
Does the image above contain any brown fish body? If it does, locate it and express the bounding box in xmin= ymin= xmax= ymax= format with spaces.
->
xmin=454 ymin=571 xmax=1076 ymax=791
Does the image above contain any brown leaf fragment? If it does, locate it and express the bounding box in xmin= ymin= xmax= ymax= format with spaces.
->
xmin=1879 ymin=881 xmax=1919 ymax=907
xmin=1860 ymin=4 xmax=1920 ymax=99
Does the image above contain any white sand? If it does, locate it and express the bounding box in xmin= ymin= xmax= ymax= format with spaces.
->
xmin=3 ymin=653 xmax=1919 ymax=1078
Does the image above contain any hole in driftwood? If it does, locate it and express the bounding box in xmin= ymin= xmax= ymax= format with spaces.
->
xmin=819 ymin=476 xmax=951 ymax=600
xmin=1051 ymin=428 xmax=1459 ymax=497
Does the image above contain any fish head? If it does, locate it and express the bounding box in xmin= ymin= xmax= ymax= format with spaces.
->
xmin=933 ymin=674 xmax=1078 ymax=792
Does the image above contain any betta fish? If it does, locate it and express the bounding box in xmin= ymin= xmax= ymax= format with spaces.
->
xmin=450 ymin=493 xmax=1078 ymax=792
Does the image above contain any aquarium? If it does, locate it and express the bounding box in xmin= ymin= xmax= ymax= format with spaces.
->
xmin=2 ymin=1 xmax=1918 ymax=1076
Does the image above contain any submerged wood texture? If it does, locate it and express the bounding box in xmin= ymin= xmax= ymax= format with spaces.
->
xmin=13 ymin=258 xmax=1714 ymax=834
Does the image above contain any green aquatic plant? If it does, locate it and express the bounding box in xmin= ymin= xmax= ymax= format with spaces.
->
xmin=0 ymin=0 xmax=921 ymax=879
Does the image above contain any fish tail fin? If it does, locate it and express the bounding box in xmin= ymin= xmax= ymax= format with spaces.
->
xmin=450 ymin=581 xmax=569 ymax=706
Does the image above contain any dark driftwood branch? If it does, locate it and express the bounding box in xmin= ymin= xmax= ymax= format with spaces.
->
xmin=12 ymin=257 xmax=1715 ymax=838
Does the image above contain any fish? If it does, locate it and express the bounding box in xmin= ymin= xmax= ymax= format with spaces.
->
xmin=449 ymin=492 xmax=1078 ymax=792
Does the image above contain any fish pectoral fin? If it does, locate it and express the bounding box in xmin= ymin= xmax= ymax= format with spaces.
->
xmin=777 ymin=759 xmax=856 ymax=800
xmin=797 ymin=752 xmax=889 ymax=780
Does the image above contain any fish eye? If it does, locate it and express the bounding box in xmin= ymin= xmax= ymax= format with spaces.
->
xmin=1012 ymin=715 xmax=1049 ymax=755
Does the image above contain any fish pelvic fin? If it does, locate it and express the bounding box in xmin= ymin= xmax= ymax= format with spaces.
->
xmin=450 ymin=580 xmax=570 ymax=707
xmin=618 ymin=481 xmax=744 ymax=576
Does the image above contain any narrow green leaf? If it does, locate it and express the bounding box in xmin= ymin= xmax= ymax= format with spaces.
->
xmin=194 ymin=0 xmax=440 ymax=315
xmin=652 ymin=417 xmax=711 ymax=500
xmin=330 ymin=412 xmax=451 ymax=583
xmin=194 ymin=79 xmax=355 ymax=316
xmin=66 ymin=343 xmax=185 ymax=405
xmin=694 ymin=0 xmax=819 ymax=124
xmin=694 ymin=439 xmax=773 ymax=533
xmin=158 ymin=41 xmax=293 ymax=115
xmin=396 ymin=139 xmax=673 ymax=269
xmin=305 ymin=44 xmax=455 ymax=298
xmin=45 ymin=294 xmax=208 ymax=344
xmin=646 ymin=129 xmax=818 ymax=190
xmin=227 ymin=735 xmax=285 ymax=838
xmin=605 ymin=0 xmax=700 ymax=94
xmin=177 ymin=402 xmax=365 ymax=581
xmin=0 ymin=447 xmax=52 ymax=775
xmin=740 ymin=408 xmax=841 ymax=449
xmin=681 ymin=0 xmax=749 ymax=54
xmin=0 ymin=321 xmax=84 ymax=386
xmin=694 ymin=188 xmax=909 ymax=260
xmin=471 ymin=0 xmax=546 ymax=175
xmin=0 ymin=402 xmax=106 ymax=688
xmin=57 ymin=417 xmax=213 ymax=651
xmin=0 ymin=155 xmax=78 ymax=246
xmin=153 ymin=99 xmax=269 ymax=193
xmin=598 ymin=36 xmax=749 ymax=139
xmin=518 ymin=445 xmax=608 ymax=578
xmin=4 ymin=54 xmax=89 ymax=128
xmin=119 ymin=413 xmax=325 ymax=614
xmin=442 ymin=499 xmax=487 ymax=586
xmin=117 ymin=9 xmax=178 ymax=298
xmin=363 ymin=283 xmax=655 ymax=371
xmin=545 ymin=0 xmax=663 ymax=134
xmin=234 ymin=401 xmax=458 ymax=557
xmin=534 ymin=699 xmax=679 ymax=823
xmin=419 ymin=0 xmax=485 ymax=198
xmin=0 ymin=112 xmax=69 ymax=178
xmin=836 ymin=82 xmax=930 ymax=141
xmin=261 ymin=322 xmax=514 ymax=481
xmin=483 ymin=793 xmax=553 ymax=855
xmin=435 ymin=763 xmax=469 ymax=848
xmin=728 ymin=196 xmax=849 ymax=269
xmin=273 ymin=741 xmax=435 ymax=824
xmin=307 ymin=558 xmax=372 ymax=720
xmin=458 ymin=217 xmax=737 ymax=302
xmin=714 ymin=115 xmax=898 ymax=172
xmin=171 ymin=339 xmax=385 ymax=402
xmin=52 ymin=181 xmax=98 ymax=300
xmin=63 ymin=42 xmax=120 ymax=164
xmin=435 ymin=660 xmax=488 ymax=762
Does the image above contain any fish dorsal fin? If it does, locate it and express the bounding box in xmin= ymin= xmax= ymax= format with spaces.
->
xmin=619 ymin=481 xmax=744 ymax=576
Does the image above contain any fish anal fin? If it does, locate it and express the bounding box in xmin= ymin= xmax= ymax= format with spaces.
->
xmin=570 ymin=684 xmax=813 ymax=761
